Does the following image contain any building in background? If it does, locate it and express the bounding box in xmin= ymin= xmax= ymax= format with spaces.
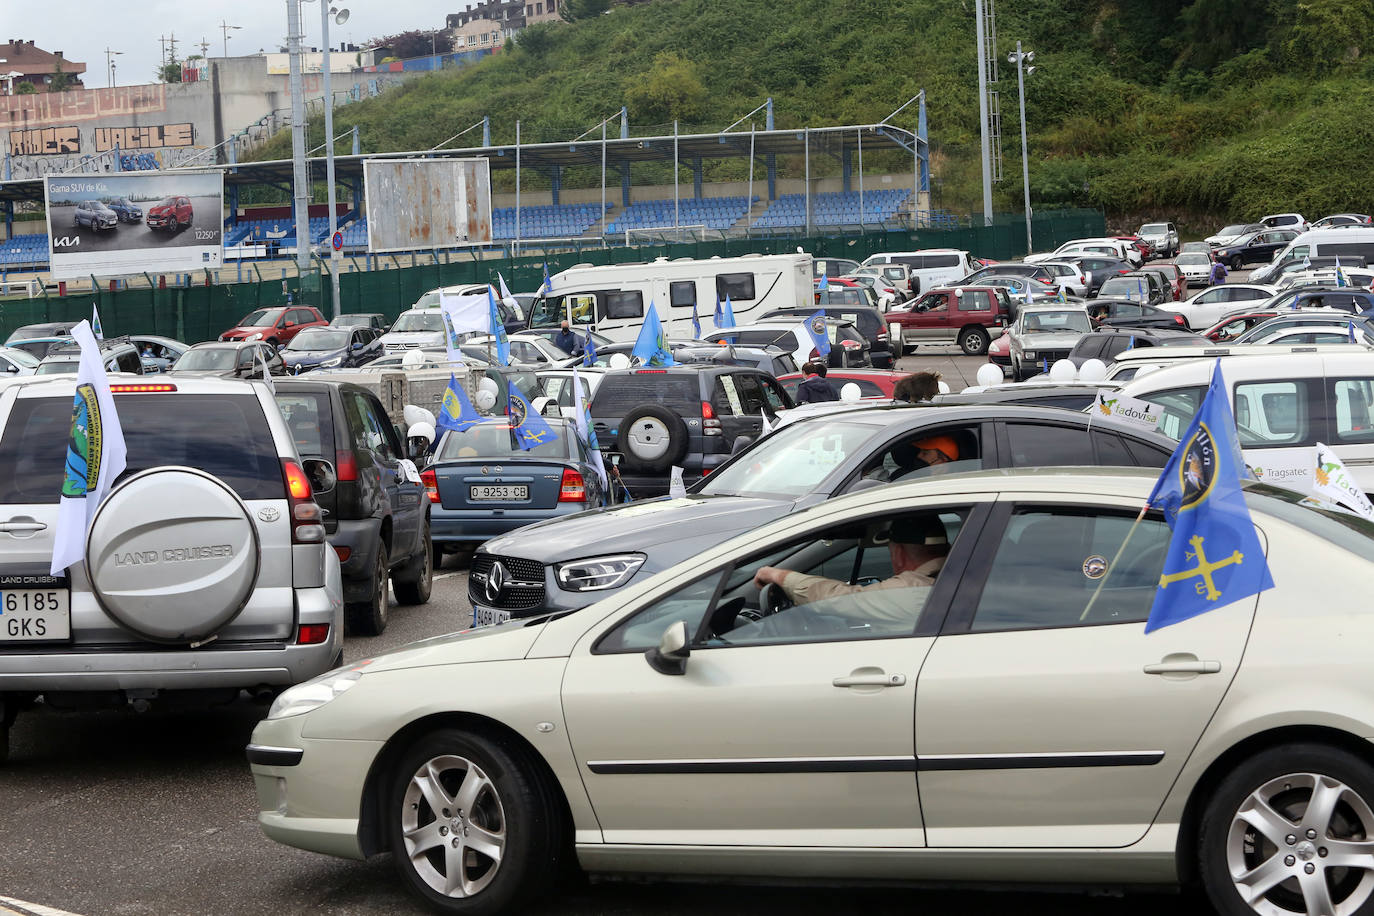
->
xmin=0 ymin=40 xmax=86 ymax=93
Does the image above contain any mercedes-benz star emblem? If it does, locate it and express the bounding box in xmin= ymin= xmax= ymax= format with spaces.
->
xmin=484 ymin=561 xmax=508 ymax=604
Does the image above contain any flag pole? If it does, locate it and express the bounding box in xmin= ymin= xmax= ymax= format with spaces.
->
xmin=1078 ymin=502 xmax=1151 ymax=622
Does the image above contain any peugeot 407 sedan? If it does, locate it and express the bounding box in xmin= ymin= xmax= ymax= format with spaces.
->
xmin=249 ymin=468 xmax=1374 ymax=916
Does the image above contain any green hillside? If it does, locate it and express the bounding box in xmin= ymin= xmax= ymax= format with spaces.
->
xmin=253 ymin=0 xmax=1374 ymax=222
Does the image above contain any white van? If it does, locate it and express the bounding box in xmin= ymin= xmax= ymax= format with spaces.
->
xmin=526 ymin=253 xmax=812 ymax=344
xmin=1103 ymin=342 xmax=1371 ymax=383
xmin=860 ymin=249 xmax=973 ymax=295
xmin=1271 ymin=227 xmax=1374 ymax=269
xmin=1120 ymin=349 xmax=1374 ymax=493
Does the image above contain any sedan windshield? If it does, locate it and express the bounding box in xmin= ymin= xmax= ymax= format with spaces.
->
xmin=1021 ymin=310 xmax=1092 ymax=333
xmin=287 ymin=329 xmax=349 ymax=351
xmin=239 ymin=308 xmax=282 ymax=327
xmin=174 ymin=348 xmax=238 ymax=371
xmin=1140 ymin=224 xmax=1169 ymax=233
xmin=437 ymin=422 xmax=569 ymax=460
xmin=1176 ymin=253 xmax=1212 ymax=265
xmin=698 ymin=419 xmax=877 ymax=499
xmin=0 ymin=348 xmax=39 ymax=368
xmin=390 ymin=311 xmax=446 ymax=333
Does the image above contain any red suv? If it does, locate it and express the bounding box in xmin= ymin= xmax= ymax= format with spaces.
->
xmin=220 ymin=306 xmax=328 ymax=349
xmin=146 ymin=196 xmax=193 ymax=232
xmin=887 ymin=285 xmax=1013 ymax=356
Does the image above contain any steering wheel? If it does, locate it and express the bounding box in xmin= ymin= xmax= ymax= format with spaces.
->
xmin=759 ymin=582 xmax=793 ymax=617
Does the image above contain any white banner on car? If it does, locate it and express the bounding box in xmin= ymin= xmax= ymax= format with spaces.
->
xmin=1091 ymin=390 xmax=1162 ymax=432
xmin=1313 ymin=442 xmax=1374 ymax=519
xmin=668 ymin=466 xmax=688 ymax=500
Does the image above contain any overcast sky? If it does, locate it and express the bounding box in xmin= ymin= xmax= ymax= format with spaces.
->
xmin=18 ymin=1 xmax=468 ymax=88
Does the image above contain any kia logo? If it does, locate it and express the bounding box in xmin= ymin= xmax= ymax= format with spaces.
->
xmin=484 ymin=561 xmax=508 ymax=604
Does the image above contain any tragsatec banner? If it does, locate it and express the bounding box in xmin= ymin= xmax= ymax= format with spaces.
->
xmin=44 ymin=171 xmax=223 ymax=280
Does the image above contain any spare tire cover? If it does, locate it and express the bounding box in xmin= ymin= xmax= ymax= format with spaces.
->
xmin=86 ymin=467 xmax=261 ymax=644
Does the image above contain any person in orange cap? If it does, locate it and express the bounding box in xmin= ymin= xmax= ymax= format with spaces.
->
xmin=912 ymin=435 xmax=959 ymax=468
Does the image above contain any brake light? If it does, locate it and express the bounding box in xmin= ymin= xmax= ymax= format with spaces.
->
xmin=558 ymin=468 xmax=586 ymax=503
xmin=333 ymin=545 xmax=351 ymax=562
xmin=701 ymin=400 xmax=715 ymax=420
xmin=1175 ymin=315 xmax=1185 ymax=325
xmin=296 ymin=623 xmax=330 ymax=645
xmin=841 ymin=339 xmax=862 ymax=350
xmin=634 ymin=369 xmax=667 ymax=374
xmin=1037 ymin=277 xmax=1054 ymax=285
xmin=110 ymin=383 xmax=176 ymax=393
xmin=280 ymin=458 xmax=324 ymax=544
xmin=335 ymin=449 xmax=358 ymax=482
xmin=420 ymin=469 xmax=440 ymax=504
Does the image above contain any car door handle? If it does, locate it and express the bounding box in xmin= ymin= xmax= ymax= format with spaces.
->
xmin=1143 ymin=658 xmax=1221 ymax=675
xmin=0 ymin=520 xmax=47 ymax=533
xmin=833 ymin=672 xmax=906 ymax=688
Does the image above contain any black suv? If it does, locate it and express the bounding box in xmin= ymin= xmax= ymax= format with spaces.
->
xmin=273 ymin=379 xmax=433 ymax=636
xmin=760 ymin=304 xmax=896 ymax=368
xmin=1068 ymin=326 xmax=1203 ymax=367
xmin=589 ymin=365 xmax=795 ymax=497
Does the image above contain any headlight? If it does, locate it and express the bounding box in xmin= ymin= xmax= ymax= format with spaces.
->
xmin=1022 ymin=350 xmax=1037 ymax=359
xmin=555 ymin=553 xmax=646 ymax=591
xmin=321 ymin=356 xmax=343 ymax=367
xmin=268 ymin=661 xmax=371 ymax=719
xmin=246 ymin=332 xmax=263 ymax=341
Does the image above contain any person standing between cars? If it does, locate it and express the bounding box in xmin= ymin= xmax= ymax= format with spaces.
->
xmin=1210 ymin=257 xmax=1229 ymax=287
xmin=553 ymin=320 xmax=581 ymax=356
xmin=794 ymin=361 xmax=838 ymax=403
xmin=893 ymin=369 xmax=943 ymax=402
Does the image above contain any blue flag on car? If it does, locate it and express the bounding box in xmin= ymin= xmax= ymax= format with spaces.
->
xmin=541 ymin=261 xmax=553 ymax=295
xmin=691 ymin=299 xmax=702 ymax=339
xmin=631 ymin=305 xmax=675 ymax=366
xmin=1336 ymin=258 xmax=1350 ymax=288
xmin=1144 ymin=361 xmax=1273 ymax=632
xmin=713 ymin=293 xmax=736 ymax=330
xmin=582 ymin=331 xmax=598 ymax=367
xmin=487 ymin=287 xmax=510 ymax=366
xmin=817 ymin=273 xmax=829 ymax=291
xmin=437 ymin=374 xmax=483 ymax=434
xmin=506 ymin=379 xmax=558 ymax=451
xmin=802 ymin=309 xmax=831 ymax=357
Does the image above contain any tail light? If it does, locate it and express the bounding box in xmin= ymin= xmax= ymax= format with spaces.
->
xmin=841 ymin=339 xmax=862 ymax=350
xmin=110 ymin=383 xmax=177 ymax=393
xmin=296 ymin=623 xmax=330 ymax=645
xmin=420 ymin=469 xmax=440 ymax=503
xmin=703 ymin=400 xmax=721 ymax=436
xmin=558 ymin=468 xmax=586 ymax=502
xmin=1037 ymin=277 xmax=1054 ymax=285
xmin=1175 ymin=315 xmax=1185 ymax=325
xmin=335 ymin=449 xmax=358 ymax=481
xmin=280 ymin=458 xmax=325 ymax=544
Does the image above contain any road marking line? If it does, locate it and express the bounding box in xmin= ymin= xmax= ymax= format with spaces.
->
xmin=0 ymin=897 xmax=89 ymax=916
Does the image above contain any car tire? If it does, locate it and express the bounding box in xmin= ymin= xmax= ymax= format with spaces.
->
xmin=388 ymin=728 xmax=565 ymax=915
xmin=393 ymin=518 xmax=433 ymax=606
xmin=345 ymin=544 xmax=389 ymax=636
xmin=958 ymin=327 xmax=991 ymax=356
xmin=1197 ymin=742 xmax=1374 ymax=916
xmin=616 ymin=404 xmax=688 ymax=474
xmin=1231 ymin=256 xmax=1243 ymax=271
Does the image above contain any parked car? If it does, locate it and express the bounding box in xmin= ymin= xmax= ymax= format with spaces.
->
xmin=1179 ymin=241 xmax=1213 ymax=257
xmin=4 ymin=322 xmax=77 ymax=348
xmin=1232 ymin=312 xmax=1374 ymax=345
xmin=887 ymin=285 xmax=1010 ymax=356
xmin=1260 ymin=211 xmax=1309 ymax=232
xmin=1205 ymin=222 xmax=1264 ymax=248
xmin=1008 ymin=305 xmax=1094 ymax=381
xmin=1094 ymin=273 xmax=1167 ymax=305
xmin=1102 ymin=340 xmax=1370 ymax=384
xmin=427 ymin=417 xmax=610 ymax=561
xmin=1201 ymin=310 xmax=1279 ymax=342
xmin=776 ymin=368 xmax=907 ymax=400
xmin=271 ymin=379 xmax=432 ymax=635
xmin=172 ymin=341 xmax=285 ymax=377
xmin=1067 ymin=326 xmax=1205 ymax=366
xmin=1276 ymin=267 xmax=1374 ymax=292
xmin=1174 ymin=283 xmax=1279 ymax=330
xmin=220 ymin=306 xmax=328 ymax=349
xmin=128 ymin=335 xmax=189 ymax=373
xmin=1060 ymin=254 xmax=1135 ymax=296
xmin=465 ymin=401 xmax=1175 ymax=626
xmin=1086 ymin=299 xmax=1188 ymax=330
xmin=0 ymin=375 xmax=343 ymax=759
xmin=1137 ymin=262 xmax=1186 ymax=301
xmin=1254 ymin=254 xmax=1369 ymax=286
xmin=35 ymin=337 xmax=144 ymax=376
xmin=1136 ymin=221 xmax=1178 ymax=258
xmin=0 ymin=346 xmax=38 ymax=377
xmin=760 ymin=304 xmax=896 ymax=368
xmin=988 ymin=328 xmax=1011 ymax=370
xmin=861 ymin=249 xmax=974 ymax=294
xmin=959 ymin=262 xmax=1059 ymax=287
xmin=587 ymin=364 xmax=794 ymax=497
xmin=463 ymin=332 xmax=580 ymax=368
xmin=814 ymin=282 xmax=884 ymax=314
xmin=281 ymin=326 xmax=383 ymax=373
xmin=701 ymin=319 xmax=872 ymax=368
xmin=1254 ymin=325 xmax=1374 ymax=346
xmin=105 ymin=197 xmax=143 ymax=223
xmin=330 ymin=313 xmax=388 ymax=332
xmin=1032 ymin=260 xmax=1091 ymax=297
xmin=811 ymin=257 xmax=861 ymax=279
xmin=74 ymin=200 xmax=118 ymax=231
xmin=851 ymin=263 xmax=915 ymax=300
xmin=840 ymin=272 xmax=901 ymax=309
xmin=378 ymin=308 xmax=450 ymax=355
xmin=673 ymin=344 xmax=799 ymax=376
xmin=250 ymin=463 xmax=1374 ymax=916
xmin=1174 ymin=251 xmax=1215 ymax=286
xmin=145 ymin=196 xmax=193 ymax=232
xmin=1312 ymin=213 xmax=1373 ymax=228
xmin=1213 ymin=228 xmax=1301 ymax=269
xmin=931 ymin=381 xmax=1121 ymax=410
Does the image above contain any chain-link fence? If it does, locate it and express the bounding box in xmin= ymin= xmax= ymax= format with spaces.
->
xmin=1 ymin=209 xmax=1103 ymax=343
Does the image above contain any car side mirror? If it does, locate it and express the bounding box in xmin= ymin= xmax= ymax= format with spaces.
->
xmin=3 ymin=364 xmax=16 ymax=374
xmin=352 ymin=341 xmax=364 ymax=351
xmin=284 ymin=320 xmax=295 ymax=328
xmin=646 ymin=620 xmax=690 ymax=676
xmin=302 ymin=458 xmax=336 ymax=494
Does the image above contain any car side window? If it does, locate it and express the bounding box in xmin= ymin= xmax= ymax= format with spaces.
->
xmin=733 ymin=374 xmax=767 ymax=415
xmin=1333 ymin=379 xmax=1374 ymax=443
xmin=759 ymin=377 xmax=789 ymax=411
xmin=1234 ymin=381 xmax=1307 ymax=446
xmin=963 ymin=291 xmax=992 ymax=311
xmin=349 ymin=391 xmax=399 ymax=461
xmin=861 ymin=425 xmax=983 ymax=483
xmin=236 ymin=348 xmax=255 ymax=369
xmin=715 ymin=272 xmax=756 ymax=302
xmin=1005 ymin=423 xmax=1092 ymax=467
xmin=669 ymin=281 xmax=696 ymax=309
xmin=968 ymin=506 xmax=1171 ymax=632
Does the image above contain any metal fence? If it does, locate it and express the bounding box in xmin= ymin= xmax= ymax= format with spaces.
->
xmin=0 ymin=209 xmax=1103 ymax=344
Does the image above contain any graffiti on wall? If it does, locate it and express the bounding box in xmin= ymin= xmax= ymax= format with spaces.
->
xmin=8 ymin=146 xmax=211 ymax=179
xmin=8 ymin=125 xmax=80 ymax=156
xmin=94 ymin=123 xmax=194 ymax=152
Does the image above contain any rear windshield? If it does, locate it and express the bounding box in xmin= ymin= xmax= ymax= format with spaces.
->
xmin=0 ymin=394 xmax=285 ymax=503
xmin=437 ymin=422 xmax=570 ymax=460
xmin=275 ymin=390 xmax=335 ymax=458
xmin=174 ymin=348 xmax=238 ymax=371
xmin=590 ymin=374 xmax=699 ymax=414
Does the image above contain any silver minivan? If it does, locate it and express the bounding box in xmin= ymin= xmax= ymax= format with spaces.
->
xmin=0 ymin=375 xmax=342 ymax=760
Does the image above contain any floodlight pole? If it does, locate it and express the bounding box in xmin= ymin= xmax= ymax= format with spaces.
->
xmin=1010 ymin=40 xmax=1034 ymax=255
xmin=320 ymin=0 xmax=342 ymax=318
xmin=673 ymin=120 xmax=679 ymax=229
xmin=974 ymin=0 xmax=993 ymax=225
xmin=286 ymin=0 xmax=311 ymax=275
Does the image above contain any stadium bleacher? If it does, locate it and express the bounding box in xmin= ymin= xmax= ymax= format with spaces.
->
xmin=604 ymin=196 xmax=755 ymax=235
xmin=492 ymin=203 xmax=609 ymax=240
xmin=0 ymin=233 xmax=49 ymax=267
xmin=753 ymin=189 xmax=911 ymax=229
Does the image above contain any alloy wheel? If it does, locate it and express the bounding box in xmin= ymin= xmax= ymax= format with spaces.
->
xmin=401 ymin=754 xmax=507 ymax=899
xmin=1227 ymin=771 xmax=1374 ymax=915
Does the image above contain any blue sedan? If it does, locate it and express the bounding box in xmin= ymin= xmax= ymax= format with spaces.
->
xmin=280 ymin=326 xmax=381 ymax=373
xmin=427 ymin=417 xmax=610 ymax=559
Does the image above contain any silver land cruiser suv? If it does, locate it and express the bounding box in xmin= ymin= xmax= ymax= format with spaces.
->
xmin=0 ymin=375 xmax=343 ymax=760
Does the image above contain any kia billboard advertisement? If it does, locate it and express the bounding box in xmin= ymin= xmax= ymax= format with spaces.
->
xmin=44 ymin=172 xmax=224 ymax=280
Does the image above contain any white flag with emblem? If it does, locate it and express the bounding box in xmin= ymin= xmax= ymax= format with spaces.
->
xmin=1091 ymin=389 xmax=1161 ymax=432
xmin=50 ymin=320 xmax=128 ymax=575
xmin=1313 ymin=442 xmax=1374 ymax=520
xmin=668 ymin=465 xmax=687 ymax=499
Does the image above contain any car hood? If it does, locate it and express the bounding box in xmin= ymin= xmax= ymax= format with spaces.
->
xmin=148 ymin=204 xmax=175 ymax=215
xmin=222 ymin=325 xmax=269 ymax=337
xmin=1017 ymin=330 xmax=1084 ymax=348
xmin=282 ymin=347 xmax=344 ymax=363
xmin=363 ymin=618 xmax=550 ymax=673
xmin=483 ymin=495 xmax=796 ymax=565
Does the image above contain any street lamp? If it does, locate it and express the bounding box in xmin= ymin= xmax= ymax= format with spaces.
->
xmin=1008 ymin=42 xmax=1036 ymax=255
xmin=104 ymin=49 xmax=123 ymax=88
xmin=304 ymin=0 xmax=350 ymax=319
xmin=219 ymin=21 xmax=242 ymax=59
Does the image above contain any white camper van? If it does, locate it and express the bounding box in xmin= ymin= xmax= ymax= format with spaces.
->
xmin=1271 ymin=227 xmax=1374 ymax=266
xmin=525 ymin=252 xmax=813 ymax=343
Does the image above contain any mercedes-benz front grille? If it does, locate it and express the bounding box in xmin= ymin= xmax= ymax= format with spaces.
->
xmin=469 ymin=554 xmax=546 ymax=611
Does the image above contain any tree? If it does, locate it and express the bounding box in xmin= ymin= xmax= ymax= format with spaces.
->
xmin=15 ymin=81 xmax=36 ymax=95
xmin=48 ymin=61 xmax=75 ymax=92
xmin=625 ymin=51 xmax=707 ymax=122
xmin=513 ymin=21 xmax=559 ymax=56
xmin=560 ymin=0 xmax=610 ymax=22
xmin=156 ymin=59 xmax=183 ymax=83
xmin=360 ymin=29 xmax=454 ymax=60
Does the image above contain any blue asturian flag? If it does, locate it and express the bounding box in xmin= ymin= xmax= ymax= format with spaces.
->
xmin=817 ymin=273 xmax=829 ymax=291
xmin=691 ymin=299 xmax=702 ymax=339
xmin=506 ymin=379 xmax=558 ymax=451
xmin=631 ymin=306 xmax=676 ymax=366
xmin=1144 ymin=361 xmax=1273 ymax=632
xmin=91 ymin=304 xmax=104 ymax=340
xmin=488 ymin=287 xmax=510 ymax=366
xmin=713 ymin=292 xmax=735 ymax=330
xmin=437 ymin=374 xmax=483 ymax=434
xmin=541 ymin=261 xmax=553 ymax=295
xmin=582 ymin=331 xmax=598 ymax=367
xmin=1336 ymin=258 xmax=1349 ymax=288
xmin=802 ymin=309 xmax=832 ymax=357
